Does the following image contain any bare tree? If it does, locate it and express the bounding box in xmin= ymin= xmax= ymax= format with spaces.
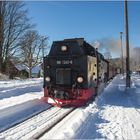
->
xmin=0 ymin=1 xmax=33 ymax=73
xmin=130 ymin=47 xmax=140 ymax=71
xmin=0 ymin=1 xmax=4 ymax=72
xmin=19 ymin=30 xmax=48 ymax=78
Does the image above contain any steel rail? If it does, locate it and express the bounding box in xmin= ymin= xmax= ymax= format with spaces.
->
xmin=31 ymin=107 xmax=76 ymax=139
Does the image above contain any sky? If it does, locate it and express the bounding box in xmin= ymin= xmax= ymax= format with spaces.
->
xmin=25 ymin=1 xmax=140 ymax=57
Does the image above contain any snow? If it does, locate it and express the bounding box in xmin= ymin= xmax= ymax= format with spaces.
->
xmin=41 ymin=74 xmax=140 ymax=139
xmin=0 ymin=78 xmax=51 ymax=133
xmin=0 ymin=74 xmax=140 ymax=139
xmin=0 ymin=73 xmax=9 ymax=80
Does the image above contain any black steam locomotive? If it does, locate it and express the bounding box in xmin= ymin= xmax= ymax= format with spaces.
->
xmin=42 ymin=38 xmax=116 ymax=107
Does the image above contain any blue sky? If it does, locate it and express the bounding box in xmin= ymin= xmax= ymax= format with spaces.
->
xmin=25 ymin=1 xmax=140 ymax=56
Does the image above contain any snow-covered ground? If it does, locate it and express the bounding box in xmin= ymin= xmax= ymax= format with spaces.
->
xmin=0 ymin=74 xmax=140 ymax=139
xmin=0 ymin=78 xmax=51 ymax=133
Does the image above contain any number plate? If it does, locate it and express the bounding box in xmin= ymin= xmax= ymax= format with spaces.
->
xmin=56 ymin=60 xmax=73 ymax=65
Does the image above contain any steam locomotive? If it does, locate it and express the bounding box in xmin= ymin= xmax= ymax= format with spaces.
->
xmin=42 ymin=38 xmax=117 ymax=107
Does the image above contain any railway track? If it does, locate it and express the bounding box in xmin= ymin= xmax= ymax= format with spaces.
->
xmin=30 ymin=85 xmax=106 ymax=139
xmin=0 ymin=106 xmax=75 ymax=140
xmin=31 ymin=107 xmax=75 ymax=139
xmin=0 ymin=99 xmax=51 ymax=133
xmin=0 ymin=81 xmax=106 ymax=139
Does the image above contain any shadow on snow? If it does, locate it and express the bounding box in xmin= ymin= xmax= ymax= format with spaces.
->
xmin=0 ymin=84 xmax=43 ymax=100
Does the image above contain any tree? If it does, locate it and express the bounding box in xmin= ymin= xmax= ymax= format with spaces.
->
xmin=0 ymin=1 xmax=4 ymax=72
xmin=130 ymin=47 xmax=140 ymax=71
xmin=0 ymin=1 xmax=33 ymax=73
xmin=18 ymin=30 xmax=48 ymax=78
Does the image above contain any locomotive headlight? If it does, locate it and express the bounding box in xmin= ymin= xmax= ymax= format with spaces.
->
xmin=45 ymin=76 xmax=51 ymax=82
xmin=77 ymin=76 xmax=84 ymax=83
xmin=61 ymin=45 xmax=67 ymax=51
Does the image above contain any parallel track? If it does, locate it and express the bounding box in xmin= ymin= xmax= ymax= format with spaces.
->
xmin=0 ymin=101 xmax=52 ymax=133
xmin=31 ymin=107 xmax=76 ymax=139
xmin=0 ymin=106 xmax=53 ymax=139
xmin=0 ymin=106 xmax=75 ymax=140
